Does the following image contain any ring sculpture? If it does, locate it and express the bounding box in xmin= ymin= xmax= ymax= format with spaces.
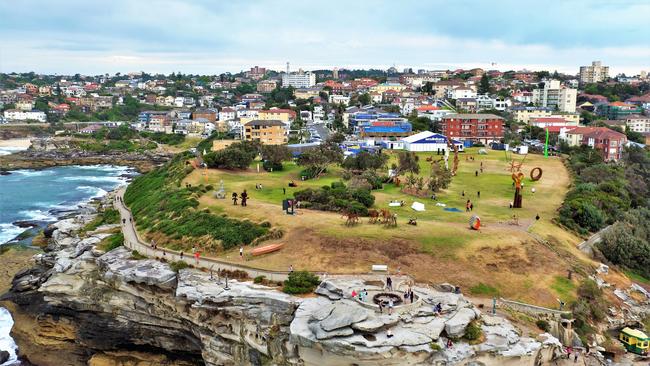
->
xmin=530 ymin=167 xmax=543 ymax=181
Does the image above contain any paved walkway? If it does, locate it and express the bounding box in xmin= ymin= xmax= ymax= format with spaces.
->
xmin=113 ymin=187 xmax=293 ymax=282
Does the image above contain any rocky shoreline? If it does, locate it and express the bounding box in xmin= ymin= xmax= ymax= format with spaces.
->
xmin=0 ymin=194 xmax=582 ymax=366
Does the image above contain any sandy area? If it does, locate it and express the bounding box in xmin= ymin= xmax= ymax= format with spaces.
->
xmin=0 ymin=138 xmax=32 ymax=148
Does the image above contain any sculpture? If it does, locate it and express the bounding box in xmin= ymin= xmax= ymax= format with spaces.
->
xmin=511 ymin=171 xmax=524 ymax=208
xmin=214 ymin=179 xmax=226 ymax=199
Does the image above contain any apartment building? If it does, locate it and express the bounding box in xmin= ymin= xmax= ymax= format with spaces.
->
xmin=244 ymin=120 xmax=287 ymax=145
xmin=532 ymin=80 xmax=577 ymax=113
xmin=564 ymin=126 xmax=626 ymax=161
xmin=441 ymin=113 xmax=505 ymax=144
xmin=282 ymin=72 xmax=316 ymax=88
xmin=623 ymin=114 xmax=650 ymax=133
xmin=579 ymin=61 xmax=609 ymax=84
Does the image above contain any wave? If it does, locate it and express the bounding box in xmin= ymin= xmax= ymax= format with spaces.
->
xmin=17 ymin=209 xmax=57 ymax=222
xmin=0 ymin=146 xmax=28 ymax=156
xmin=72 ymin=164 xmax=132 ymax=173
xmin=76 ymin=185 xmax=108 ymax=199
xmin=0 ymin=223 xmax=25 ymax=245
xmin=0 ymin=307 xmax=17 ymax=364
xmin=59 ymin=176 xmax=126 ymax=184
xmin=9 ymin=169 xmax=55 ymax=177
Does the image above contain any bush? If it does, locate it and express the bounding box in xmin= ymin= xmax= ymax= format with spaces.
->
xmin=254 ymin=275 xmax=266 ymax=284
xmin=536 ymin=319 xmax=550 ymax=332
xmin=293 ymin=181 xmax=375 ymax=215
xmin=100 ymin=233 xmax=124 ymax=252
xmin=463 ymin=321 xmax=482 ymax=341
xmin=283 ymin=271 xmax=320 ymax=294
xmin=170 ymin=260 xmax=189 ymax=273
xmin=263 ymin=160 xmax=283 ymax=171
xmin=597 ymin=208 xmax=650 ymax=279
xmin=131 ymin=250 xmax=147 ymax=260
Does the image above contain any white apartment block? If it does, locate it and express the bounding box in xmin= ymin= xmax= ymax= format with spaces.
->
xmin=4 ymin=109 xmax=47 ymax=122
xmin=329 ymin=94 xmax=350 ymax=106
xmin=282 ymin=72 xmax=316 ymax=88
xmin=624 ymin=115 xmax=650 ymax=133
xmin=532 ymin=80 xmax=577 ymax=113
xmin=579 ymin=61 xmax=609 ymax=84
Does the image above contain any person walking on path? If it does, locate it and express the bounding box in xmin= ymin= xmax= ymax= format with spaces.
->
xmin=239 ymin=246 xmax=244 ymax=260
xmin=386 ymin=276 xmax=393 ymax=291
xmin=232 ymin=192 xmax=238 ymax=205
xmin=240 ymin=190 xmax=248 ymax=207
xmin=194 ymin=250 xmax=200 ymax=265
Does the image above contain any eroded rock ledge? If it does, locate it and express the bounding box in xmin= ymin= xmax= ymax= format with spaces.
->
xmin=1 ymin=210 xmax=564 ymax=365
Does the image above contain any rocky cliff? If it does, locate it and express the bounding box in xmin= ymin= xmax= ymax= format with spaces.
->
xmin=1 ymin=211 xmax=568 ymax=366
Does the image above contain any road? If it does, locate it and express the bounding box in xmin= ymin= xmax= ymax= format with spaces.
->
xmin=306 ymin=121 xmax=331 ymax=141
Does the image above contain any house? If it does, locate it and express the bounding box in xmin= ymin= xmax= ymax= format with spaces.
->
xmin=401 ymin=131 xmax=457 ymax=152
xmin=243 ymin=120 xmax=287 ymax=145
xmin=218 ymin=107 xmax=236 ymax=122
xmin=456 ymin=98 xmax=478 ymax=112
xmin=597 ymin=102 xmax=643 ymax=120
xmin=529 ymin=117 xmax=580 ymax=134
xmin=16 ymin=100 xmax=34 ymax=111
xmin=79 ymin=124 xmax=104 ymax=134
xmin=329 ymin=94 xmax=350 ymax=106
xmin=564 ymin=127 xmax=626 ymax=161
xmin=256 ymin=80 xmax=277 ymax=93
xmin=370 ymin=82 xmax=408 ymax=94
xmin=450 ymin=87 xmax=477 ymax=100
xmin=193 ymin=108 xmax=217 ymax=122
xmin=294 ymin=87 xmax=321 ymax=100
xmin=441 ymin=113 xmax=505 ymax=144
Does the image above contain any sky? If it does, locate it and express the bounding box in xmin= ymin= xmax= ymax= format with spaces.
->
xmin=0 ymin=0 xmax=649 ymax=76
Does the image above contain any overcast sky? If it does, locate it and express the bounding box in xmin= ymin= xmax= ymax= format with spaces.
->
xmin=1 ymin=0 xmax=649 ymax=76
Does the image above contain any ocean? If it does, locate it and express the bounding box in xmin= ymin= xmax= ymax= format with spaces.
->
xmin=0 ymin=165 xmax=136 ymax=244
xmin=0 ymin=164 xmax=136 ymax=364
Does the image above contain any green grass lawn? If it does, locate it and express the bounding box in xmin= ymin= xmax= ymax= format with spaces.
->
xmin=624 ymin=270 xmax=650 ymax=285
xmin=550 ymin=275 xmax=577 ymax=303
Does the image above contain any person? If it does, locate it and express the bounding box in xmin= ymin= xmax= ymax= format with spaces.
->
xmin=477 ymin=191 xmax=480 ymax=198
xmin=466 ymin=200 xmax=471 ymax=212
xmin=574 ymin=352 xmax=579 ymax=363
xmin=386 ymin=329 xmax=394 ymax=338
xmin=232 ymin=192 xmax=238 ymax=205
xmin=283 ymin=187 xmax=286 ymax=195
xmin=388 ymin=298 xmax=394 ymax=314
xmin=289 ymin=264 xmax=294 ymax=273
xmin=240 ymin=190 xmax=248 ymax=207
xmin=122 ymin=218 xmax=126 ymax=224
xmin=536 ymin=214 xmax=540 ymax=220
xmin=470 ymin=202 xmax=474 ymax=211
xmin=461 ymin=190 xmax=465 ymax=197
xmin=239 ymin=246 xmax=244 ymax=260
xmin=386 ymin=276 xmax=393 ymax=291
xmin=180 ymin=251 xmax=184 ymax=259
xmin=446 ymin=339 xmax=453 ymax=348
xmin=410 ymin=290 xmax=414 ymax=304
xmin=475 ymin=170 xmax=478 ymax=177
xmin=259 ymin=184 xmax=263 ymax=190
xmin=430 ymin=193 xmax=437 ymax=200
xmin=566 ymin=346 xmax=572 ymax=359
xmin=351 ymin=289 xmax=357 ymax=298
xmin=378 ymin=301 xmax=383 ymax=313
xmin=436 ymin=303 xmax=442 ymax=314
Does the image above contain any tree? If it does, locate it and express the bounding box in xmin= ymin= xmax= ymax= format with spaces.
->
xmin=341 ymin=151 xmax=388 ymax=172
xmin=358 ymin=93 xmax=371 ymax=106
xmin=421 ymin=82 xmax=435 ymax=96
xmin=428 ymin=161 xmax=452 ymax=192
xmin=478 ymin=74 xmax=491 ymax=94
xmin=261 ymin=145 xmax=292 ymax=171
xmin=296 ymin=136 xmax=344 ymax=177
xmin=597 ymin=208 xmax=650 ymax=279
xmin=204 ymin=141 xmax=258 ymax=169
xmin=396 ymin=151 xmax=420 ymax=175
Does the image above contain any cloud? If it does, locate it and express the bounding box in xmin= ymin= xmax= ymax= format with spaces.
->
xmin=0 ymin=0 xmax=648 ymax=75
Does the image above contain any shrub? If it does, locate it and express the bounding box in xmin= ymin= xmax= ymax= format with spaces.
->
xmin=293 ymin=181 xmax=375 ymax=215
xmin=169 ymin=260 xmax=189 ymax=273
xmin=430 ymin=342 xmax=442 ymax=351
xmin=283 ymin=271 xmax=320 ymax=294
xmin=536 ymin=319 xmax=550 ymax=332
xmin=463 ymin=321 xmax=482 ymax=341
xmin=131 ymin=250 xmax=147 ymax=260
xmin=100 ymin=233 xmax=124 ymax=252
xmin=254 ymin=275 xmax=266 ymax=284
xmin=597 ymin=208 xmax=650 ymax=279
xmin=263 ymin=160 xmax=283 ymax=172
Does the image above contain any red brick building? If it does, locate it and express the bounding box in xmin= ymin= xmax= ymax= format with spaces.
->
xmin=441 ymin=113 xmax=505 ymax=144
xmin=564 ymin=126 xmax=627 ymax=161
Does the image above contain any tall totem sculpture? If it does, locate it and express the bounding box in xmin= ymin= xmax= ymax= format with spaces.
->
xmin=511 ymin=171 xmax=524 ymax=208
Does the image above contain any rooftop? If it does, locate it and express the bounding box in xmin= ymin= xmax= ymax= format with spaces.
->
xmin=245 ymin=119 xmax=285 ymax=127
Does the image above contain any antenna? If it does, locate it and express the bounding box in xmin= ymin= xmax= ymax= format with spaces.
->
xmin=286 ymin=62 xmax=290 ymax=74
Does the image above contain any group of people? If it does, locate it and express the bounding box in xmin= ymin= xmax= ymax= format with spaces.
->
xmin=351 ymin=288 xmax=369 ymax=302
xmin=254 ymin=183 xmax=264 ymax=190
xmin=231 ymin=190 xmax=249 ymax=206
xmin=377 ymin=296 xmax=395 ymax=315
xmin=465 ymin=199 xmax=474 ymax=212
xmin=403 ymin=288 xmax=415 ymax=304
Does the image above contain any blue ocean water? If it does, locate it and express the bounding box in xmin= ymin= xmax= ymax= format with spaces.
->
xmin=0 ymin=165 xmax=135 ymax=244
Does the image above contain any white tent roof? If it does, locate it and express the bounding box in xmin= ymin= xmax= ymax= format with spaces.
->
xmin=401 ymin=131 xmax=436 ymax=143
xmin=411 ymin=202 xmax=426 ymax=211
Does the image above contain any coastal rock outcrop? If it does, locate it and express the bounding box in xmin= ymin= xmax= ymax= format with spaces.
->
xmin=1 ymin=203 xmax=566 ymax=366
